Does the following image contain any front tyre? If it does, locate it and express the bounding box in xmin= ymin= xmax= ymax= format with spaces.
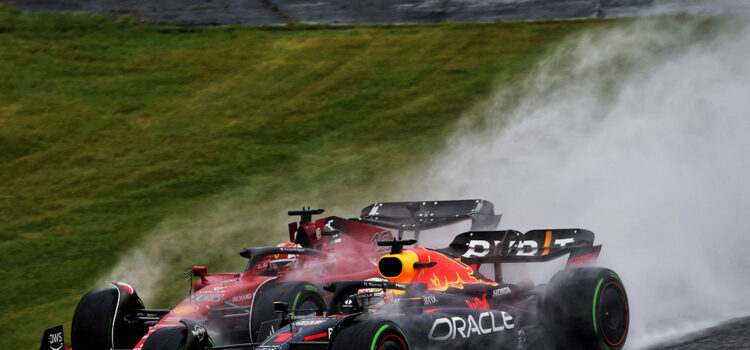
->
xmin=142 ymin=320 xmax=214 ymax=350
xmin=71 ymin=283 xmax=148 ymax=350
xmin=141 ymin=326 xmax=186 ymax=350
xmin=544 ymin=267 xmax=629 ymax=350
xmin=331 ymin=319 xmax=409 ymax=350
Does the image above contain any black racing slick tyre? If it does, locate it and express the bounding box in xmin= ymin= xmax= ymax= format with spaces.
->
xmin=71 ymin=283 xmax=148 ymax=350
xmin=544 ymin=267 xmax=629 ymax=350
xmin=331 ymin=319 xmax=410 ymax=350
xmin=250 ymin=281 xmax=325 ymax=342
xmin=141 ymin=326 xmax=186 ymax=350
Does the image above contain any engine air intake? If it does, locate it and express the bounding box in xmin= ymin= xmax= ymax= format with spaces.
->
xmin=378 ymin=257 xmax=403 ymax=278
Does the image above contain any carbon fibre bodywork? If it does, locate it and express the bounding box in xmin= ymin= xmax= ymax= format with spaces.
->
xmin=255 ymin=307 xmax=521 ymax=350
xmin=250 ymin=278 xmax=537 ymax=350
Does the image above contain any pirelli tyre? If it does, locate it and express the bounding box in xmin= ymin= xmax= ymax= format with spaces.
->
xmin=250 ymin=281 xmax=326 ymax=342
xmin=141 ymin=326 xmax=186 ymax=350
xmin=142 ymin=320 xmax=214 ymax=350
xmin=544 ymin=267 xmax=629 ymax=350
xmin=71 ymin=283 xmax=148 ymax=350
xmin=331 ymin=319 xmax=410 ymax=350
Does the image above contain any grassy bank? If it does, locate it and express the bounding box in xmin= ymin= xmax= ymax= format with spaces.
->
xmin=0 ymin=6 xmax=614 ymax=348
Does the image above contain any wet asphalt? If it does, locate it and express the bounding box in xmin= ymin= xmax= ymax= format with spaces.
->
xmin=649 ymin=316 xmax=750 ymax=350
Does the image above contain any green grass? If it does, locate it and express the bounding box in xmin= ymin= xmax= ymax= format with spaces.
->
xmin=0 ymin=6 xmax=616 ymax=348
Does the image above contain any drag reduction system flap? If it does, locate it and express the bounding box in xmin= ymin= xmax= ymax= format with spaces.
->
xmin=448 ymin=229 xmax=602 ymax=265
xmin=356 ymin=199 xmax=502 ymax=233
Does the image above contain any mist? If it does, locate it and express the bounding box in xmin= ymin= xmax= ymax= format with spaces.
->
xmin=405 ymin=15 xmax=750 ymax=348
xmin=97 ymin=185 xmax=300 ymax=303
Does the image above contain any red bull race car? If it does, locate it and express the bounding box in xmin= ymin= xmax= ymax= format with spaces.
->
xmin=234 ymin=230 xmax=629 ymax=350
xmin=42 ymin=200 xmax=503 ymax=350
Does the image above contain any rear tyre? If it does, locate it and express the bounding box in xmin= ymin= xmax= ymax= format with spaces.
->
xmin=71 ymin=283 xmax=148 ymax=350
xmin=141 ymin=326 xmax=186 ymax=350
xmin=544 ymin=267 xmax=629 ymax=350
xmin=250 ymin=281 xmax=325 ymax=342
xmin=331 ymin=319 xmax=409 ymax=350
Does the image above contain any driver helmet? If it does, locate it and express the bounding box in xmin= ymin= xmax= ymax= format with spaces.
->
xmin=269 ymin=242 xmax=301 ymax=272
xmin=356 ymin=277 xmax=394 ymax=310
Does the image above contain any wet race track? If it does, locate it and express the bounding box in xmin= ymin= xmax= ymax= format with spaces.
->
xmin=650 ymin=317 xmax=750 ymax=350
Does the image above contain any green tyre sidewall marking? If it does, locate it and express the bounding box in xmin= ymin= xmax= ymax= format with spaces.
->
xmin=371 ymin=324 xmax=390 ymax=350
xmin=592 ymin=278 xmax=604 ymax=335
xmin=610 ymin=271 xmax=623 ymax=285
xmin=305 ymin=285 xmax=319 ymax=293
xmin=396 ymin=326 xmax=410 ymax=350
xmin=292 ymin=291 xmax=302 ymax=315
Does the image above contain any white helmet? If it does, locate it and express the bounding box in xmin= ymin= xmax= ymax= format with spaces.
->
xmin=269 ymin=242 xmax=301 ymax=271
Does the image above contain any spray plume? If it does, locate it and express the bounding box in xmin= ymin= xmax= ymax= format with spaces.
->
xmin=98 ymin=186 xmax=307 ymax=303
xmin=405 ymin=15 xmax=750 ymax=348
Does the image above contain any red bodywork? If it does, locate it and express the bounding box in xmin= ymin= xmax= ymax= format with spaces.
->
xmin=133 ymin=216 xmax=395 ymax=349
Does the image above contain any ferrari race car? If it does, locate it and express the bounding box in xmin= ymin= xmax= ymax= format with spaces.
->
xmin=42 ymin=200 xmax=502 ymax=350
xmin=243 ymin=230 xmax=629 ymax=350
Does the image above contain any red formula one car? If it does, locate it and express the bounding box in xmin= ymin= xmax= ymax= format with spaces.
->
xmin=44 ymin=200 xmax=501 ymax=350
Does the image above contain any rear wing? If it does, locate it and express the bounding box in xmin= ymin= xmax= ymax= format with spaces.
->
xmin=445 ymin=229 xmax=601 ymax=281
xmin=354 ymin=199 xmax=502 ymax=237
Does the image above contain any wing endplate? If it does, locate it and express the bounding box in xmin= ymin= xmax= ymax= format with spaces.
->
xmin=448 ymin=229 xmax=601 ymax=266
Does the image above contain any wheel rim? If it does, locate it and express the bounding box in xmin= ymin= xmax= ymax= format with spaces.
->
xmin=598 ymin=282 xmax=628 ymax=346
xmin=379 ymin=334 xmax=407 ymax=350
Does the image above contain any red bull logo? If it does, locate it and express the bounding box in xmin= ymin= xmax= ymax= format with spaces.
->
xmin=379 ymin=248 xmax=497 ymax=290
xmin=465 ymin=294 xmax=489 ymax=309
